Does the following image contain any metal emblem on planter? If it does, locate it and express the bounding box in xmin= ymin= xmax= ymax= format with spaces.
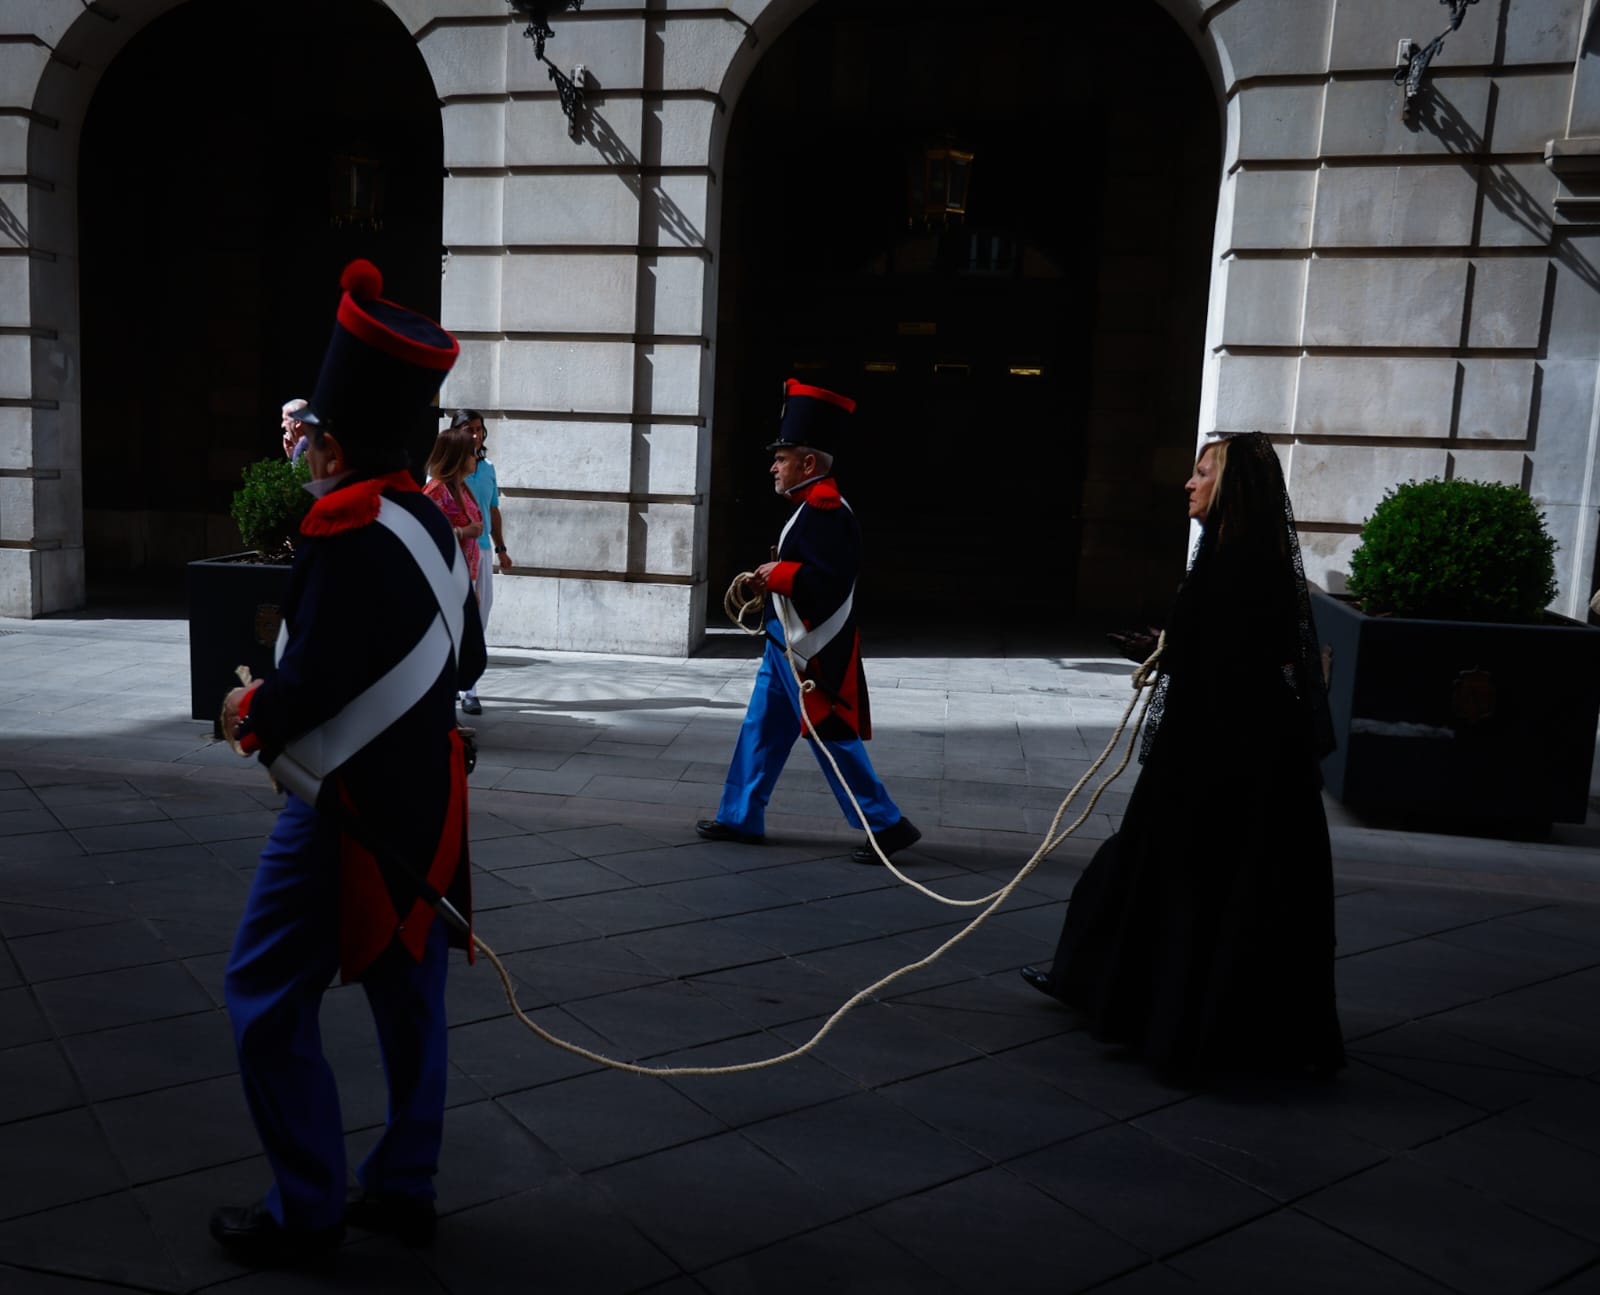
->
xmin=255 ymin=604 xmax=283 ymax=648
xmin=1451 ymin=667 xmax=1495 ymax=726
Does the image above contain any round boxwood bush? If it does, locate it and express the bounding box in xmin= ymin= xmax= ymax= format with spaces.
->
xmin=1347 ymin=477 xmax=1557 ymax=622
xmin=231 ymin=457 xmax=311 ymax=559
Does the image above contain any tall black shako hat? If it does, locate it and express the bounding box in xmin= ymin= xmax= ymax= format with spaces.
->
xmin=765 ymin=378 xmax=855 ymax=456
xmin=297 ymin=259 xmax=459 ymax=446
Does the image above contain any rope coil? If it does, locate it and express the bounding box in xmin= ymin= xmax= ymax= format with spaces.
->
xmin=723 ymin=572 xmax=766 ymax=636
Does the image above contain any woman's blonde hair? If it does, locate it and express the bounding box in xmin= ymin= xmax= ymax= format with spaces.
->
xmin=1200 ymin=437 xmax=1229 ymax=522
xmin=426 ymin=426 xmax=477 ymax=484
xmin=1199 ymin=432 xmax=1292 ymax=559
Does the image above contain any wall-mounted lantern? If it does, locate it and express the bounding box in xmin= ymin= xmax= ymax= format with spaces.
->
xmin=909 ymin=142 xmax=975 ymax=228
xmin=508 ymin=1 xmax=587 ymax=137
xmin=1394 ymin=0 xmax=1479 ymax=121
xmin=331 ymin=153 xmax=383 ymax=231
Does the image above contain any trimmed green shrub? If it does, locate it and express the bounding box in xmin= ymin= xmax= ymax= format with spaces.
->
xmin=231 ymin=457 xmax=311 ymax=558
xmin=1347 ymin=477 xmax=1557 ymax=623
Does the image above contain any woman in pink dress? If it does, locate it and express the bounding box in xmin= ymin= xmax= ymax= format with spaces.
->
xmin=424 ymin=427 xmax=482 ymax=587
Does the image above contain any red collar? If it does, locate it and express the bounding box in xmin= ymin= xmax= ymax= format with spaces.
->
xmin=791 ymin=477 xmax=843 ymax=510
xmin=301 ymin=470 xmax=420 ymax=537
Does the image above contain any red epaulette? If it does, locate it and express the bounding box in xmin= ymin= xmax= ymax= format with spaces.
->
xmin=804 ymin=478 xmax=844 ymax=510
xmin=301 ymin=470 xmax=420 ymax=537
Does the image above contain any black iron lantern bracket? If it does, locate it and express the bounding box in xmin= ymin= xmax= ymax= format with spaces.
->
xmin=509 ymin=1 xmax=587 ymax=137
xmin=1394 ymin=0 xmax=1479 ymax=121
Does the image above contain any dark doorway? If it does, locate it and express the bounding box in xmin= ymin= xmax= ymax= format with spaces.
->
xmin=78 ymin=0 xmax=442 ymax=594
xmin=711 ymin=0 xmax=1219 ymax=635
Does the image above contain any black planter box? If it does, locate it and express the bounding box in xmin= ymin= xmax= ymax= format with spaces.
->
xmin=1312 ymin=588 xmax=1600 ymax=826
xmin=187 ymin=553 xmax=293 ymax=727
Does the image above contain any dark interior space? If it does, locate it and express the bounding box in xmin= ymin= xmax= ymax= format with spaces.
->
xmin=77 ymin=0 xmax=443 ymax=594
xmin=710 ymin=0 xmax=1219 ymax=635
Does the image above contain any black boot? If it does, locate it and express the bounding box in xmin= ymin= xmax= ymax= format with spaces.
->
xmin=209 ymin=1202 xmax=342 ymax=1267
xmin=695 ymin=819 xmax=765 ymax=844
xmin=852 ymin=816 xmax=922 ymax=864
xmin=346 ymin=1188 xmax=438 ymax=1246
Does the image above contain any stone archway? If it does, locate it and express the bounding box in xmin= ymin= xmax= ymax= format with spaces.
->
xmin=77 ymin=0 xmax=443 ymax=593
xmin=5 ymin=0 xmax=439 ymax=613
xmin=705 ymin=0 xmax=1222 ymax=636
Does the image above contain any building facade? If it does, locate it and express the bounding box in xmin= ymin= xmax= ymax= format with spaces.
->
xmin=4 ymin=0 xmax=1598 ymax=650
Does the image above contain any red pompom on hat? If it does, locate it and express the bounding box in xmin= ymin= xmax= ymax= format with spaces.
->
xmin=340 ymin=258 xmax=383 ymax=300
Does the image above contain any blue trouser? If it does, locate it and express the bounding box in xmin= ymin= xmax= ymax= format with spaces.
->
xmin=715 ymin=619 xmax=902 ymax=837
xmin=224 ymin=794 xmax=449 ymax=1229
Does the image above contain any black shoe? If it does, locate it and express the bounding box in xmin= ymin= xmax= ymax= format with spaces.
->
xmin=461 ymin=695 xmax=483 ymax=716
xmin=209 ymin=1202 xmax=342 ymax=1267
xmin=346 ymin=1188 xmax=437 ymax=1246
xmin=695 ymin=819 xmax=765 ymax=845
xmin=1019 ymin=964 xmax=1055 ymax=997
xmin=852 ymin=817 xmax=922 ymax=864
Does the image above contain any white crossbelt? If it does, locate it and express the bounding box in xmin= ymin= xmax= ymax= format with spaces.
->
xmin=268 ymin=498 xmax=470 ymax=804
xmin=771 ymin=494 xmax=855 ymax=668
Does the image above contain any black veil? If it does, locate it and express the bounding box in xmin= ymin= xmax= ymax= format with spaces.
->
xmin=1140 ymin=431 xmax=1334 ymax=762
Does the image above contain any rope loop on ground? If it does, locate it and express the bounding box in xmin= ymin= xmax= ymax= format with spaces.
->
xmin=767 ymin=592 xmax=1163 ymax=911
xmin=465 ymin=577 xmax=1164 ymax=1077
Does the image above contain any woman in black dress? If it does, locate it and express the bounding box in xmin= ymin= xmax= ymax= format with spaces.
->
xmin=1021 ymin=432 xmax=1345 ymax=1077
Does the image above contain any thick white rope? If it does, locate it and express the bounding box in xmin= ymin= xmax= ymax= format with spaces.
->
xmin=230 ymin=584 xmax=1164 ymax=1078
xmin=733 ymin=571 xmax=1160 ymax=906
xmin=465 ymin=653 xmax=1157 ymax=1077
xmin=434 ymin=575 xmax=1152 ymax=1078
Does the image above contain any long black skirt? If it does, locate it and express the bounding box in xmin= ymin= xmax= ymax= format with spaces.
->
xmin=1042 ymin=722 xmax=1345 ymax=1077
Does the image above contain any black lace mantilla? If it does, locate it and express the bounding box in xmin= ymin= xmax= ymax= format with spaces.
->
xmin=1139 ymin=432 xmax=1333 ymax=763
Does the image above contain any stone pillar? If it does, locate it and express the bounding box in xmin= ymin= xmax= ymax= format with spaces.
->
xmin=1544 ymin=0 xmax=1600 ymax=617
xmin=414 ymin=2 xmax=753 ymax=654
xmin=0 ymin=0 xmax=93 ymax=617
xmin=1202 ymin=0 xmax=1591 ymax=613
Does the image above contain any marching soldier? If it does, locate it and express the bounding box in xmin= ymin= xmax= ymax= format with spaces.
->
xmin=213 ymin=260 xmax=485 ymax=1264
xmin=697 ymin=379 xmax=921 ymax=864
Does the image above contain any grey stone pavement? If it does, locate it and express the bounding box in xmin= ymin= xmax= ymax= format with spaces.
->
xmin=1 ymin=610 xmax=1598 ymax=1295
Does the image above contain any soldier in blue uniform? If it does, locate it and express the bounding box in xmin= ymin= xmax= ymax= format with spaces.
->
xmin=697 ymin=379 xmax=921 ymax=864
xmin=212 ymin=260 xmax=486 ymax=1265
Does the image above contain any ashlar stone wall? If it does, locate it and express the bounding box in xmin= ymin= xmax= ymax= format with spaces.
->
xmin=408 ymin=0 xmax=759 ymax=654
xmin=5 ymin=0 xmax=1598 ymax=637
xmin=1194 ymin=0 xmax=1598 ymax=619
xmin=0 ymin=0 xmax=124 ymax=618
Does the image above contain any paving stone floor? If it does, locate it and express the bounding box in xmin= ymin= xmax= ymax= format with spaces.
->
xmin=0 ymin=613 xmax=1597 ymax=1294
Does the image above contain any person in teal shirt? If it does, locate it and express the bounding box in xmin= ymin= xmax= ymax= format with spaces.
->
xmin=453 ymin=409 xmax=511 ymax=715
